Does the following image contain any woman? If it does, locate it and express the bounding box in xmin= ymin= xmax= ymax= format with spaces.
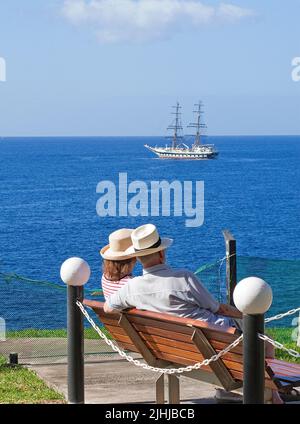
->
xmin=100 ymin=228 xmax=137 ymax=300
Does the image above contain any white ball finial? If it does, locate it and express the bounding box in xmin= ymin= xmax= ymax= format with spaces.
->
xmin=60 ymin=257 xmax=91 ymax=286
xmin=233 ymin=277 xmax=273 ymax=315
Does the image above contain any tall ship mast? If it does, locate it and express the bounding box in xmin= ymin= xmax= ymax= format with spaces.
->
xmin=167 ymin=102 xmax=183 ymax=149
xmin=145 ymin=101 xmax=218 ymax=160
xmin=187 ymin=101 xmax=206 ymax=148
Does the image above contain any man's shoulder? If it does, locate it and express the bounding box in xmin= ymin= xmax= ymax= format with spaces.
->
xmin=171 ymin=267 xmax=195 ymax=277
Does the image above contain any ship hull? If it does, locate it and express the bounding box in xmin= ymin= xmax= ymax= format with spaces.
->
xmin=145 ymin=145 xmax=218 ymax=160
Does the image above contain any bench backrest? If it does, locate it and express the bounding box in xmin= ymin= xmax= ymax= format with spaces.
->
xmin=83 ymin=300 xmax=277 ymax=391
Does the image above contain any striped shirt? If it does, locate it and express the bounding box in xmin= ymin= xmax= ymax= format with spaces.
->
xmin=101 ymin=274 xmax=132 ymax=300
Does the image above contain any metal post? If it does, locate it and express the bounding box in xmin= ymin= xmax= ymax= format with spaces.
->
xmin=61 ymin=257 xmax=90 ymax=405
xmin=233 ymin=276 xmax=273 ymax=405
xmin=67 ymin=285 xmax=84 ymax=404
xmin=222 ymin=230 xmax=237 ymax=306
xmin=9 ymin=352 xmax=18 ymax=366
xmin=243 ymin=314 xmax=265 ymax=404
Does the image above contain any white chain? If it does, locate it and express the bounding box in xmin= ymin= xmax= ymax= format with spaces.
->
xmin=76 ymin=300 xmax=243 ymax=375
xmin=258 ymin=333 xmax=300 ymax=358
xmin=265 ymin=307 xmax=300 ymax=323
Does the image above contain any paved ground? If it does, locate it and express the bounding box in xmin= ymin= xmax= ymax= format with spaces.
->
xmin=0 ymin=338 xmax=113 ymax=363
xmin=29 ymin=355 xmax=219 ymax=404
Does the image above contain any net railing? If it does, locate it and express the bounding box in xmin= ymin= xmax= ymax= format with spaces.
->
xmin=0 ymin=255 xmax=299 ymax=363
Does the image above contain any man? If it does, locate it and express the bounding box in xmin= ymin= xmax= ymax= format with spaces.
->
xmin=104 ymin=223 xmax=242 ymax=327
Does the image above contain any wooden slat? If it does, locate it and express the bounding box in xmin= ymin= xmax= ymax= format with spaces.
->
xmin=139 ymin=328 xmax=243 ymax=355
xmin=83 ymin=300 xmax=238 ymax=334
xmin=118 ymin=314 xmax=169 ymax=368
xmin=139 ymin=333 xmax=243 ymax=364
xmin=104 ymin=324 xmax=244 ymax=366
xmin=268 ymin=365 xmax=300 ymax=377
xmin=266 ymin=358 xmax=300 ymax=374
xmin=127 ymin=315 xmax=240 ymax=345
xmin=129 ymin=322 xmax=244 ymax=354
xmin=103 ymin=324 xmax=128 ymax=337
xmin=115 ymin=331 xmax=244 ymax=371
xmin=106 ymin=331 xmax=132 ymax=345
xmin=99 ymin=316 xmax=122 ymax=327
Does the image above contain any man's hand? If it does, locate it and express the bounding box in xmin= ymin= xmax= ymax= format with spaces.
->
xmin=217 ymin=303 xmax=242 ymax=319
xmin=104 ymin=302 xmax=118 ymax=314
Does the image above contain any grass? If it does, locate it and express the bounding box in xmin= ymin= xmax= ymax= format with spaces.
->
xmin=7 ymin=327 xmax=110 ymax=339
xmin=0 ymin=356 xmax=66 ymax=404
xmin=266 ymin=327 xmax=300 ymax=363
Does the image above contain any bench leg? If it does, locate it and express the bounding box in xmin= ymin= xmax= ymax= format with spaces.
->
xmin=264 ymin=388 xmax=273 ymax=404
xmin=168 ymin=375 xmax=180 ymax=404
xmin=156 ymin=374 xmax=165 ymax=404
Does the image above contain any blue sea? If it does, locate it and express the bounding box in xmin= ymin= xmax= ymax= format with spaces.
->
xmin=0 ymin=136 xmax=299 ymax=330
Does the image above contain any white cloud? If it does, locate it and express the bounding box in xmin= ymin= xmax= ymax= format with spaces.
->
xmin=62 ymin=0 xmax=255 ymax=43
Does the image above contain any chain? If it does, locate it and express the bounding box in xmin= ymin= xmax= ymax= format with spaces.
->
xmin=265 ymin=307 xmax=300 ymax=323
xmin=76 ymin=300 xmax=243 ymax=375
xmin=258 ymin=333 xmax=300 ymax=358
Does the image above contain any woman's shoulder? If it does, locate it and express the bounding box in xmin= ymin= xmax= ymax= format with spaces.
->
xmin=102 ymin=274 xmax=133 ymax=284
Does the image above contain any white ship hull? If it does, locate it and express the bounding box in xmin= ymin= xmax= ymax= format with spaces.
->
xmin=145 ymin=144 xmax=218 ymax=160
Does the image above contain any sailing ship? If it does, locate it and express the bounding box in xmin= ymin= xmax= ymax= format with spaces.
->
xmin=145 ymin=102 xmax=218 ymax=160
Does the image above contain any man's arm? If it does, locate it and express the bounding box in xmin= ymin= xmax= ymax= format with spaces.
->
xmin=103 ymin=302 xmax=119 ymax=314
xmin=103 ymin=281 xmax=135 ymax=314
xmin=217 ymin=303 xmax=242 ymax=319
xmin=188 ymin=272 xmax=242 ymax=319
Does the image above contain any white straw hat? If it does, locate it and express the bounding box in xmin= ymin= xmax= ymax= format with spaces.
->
xmin=100 ymin=228 xmax=135 ymax=260
xmin=126 ymin=224 xmax=173 ymax=257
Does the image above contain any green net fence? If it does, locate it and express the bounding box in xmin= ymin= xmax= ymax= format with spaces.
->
xmin=0 ymin=255 xmax=299 ymax=364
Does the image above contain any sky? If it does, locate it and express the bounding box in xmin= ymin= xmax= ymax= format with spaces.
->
xmin=0 ymin=0 xmax=300 ymax=136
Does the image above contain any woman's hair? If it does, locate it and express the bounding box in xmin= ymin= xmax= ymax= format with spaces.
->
xmin=102 ymin=257 xmax=136 ymax=281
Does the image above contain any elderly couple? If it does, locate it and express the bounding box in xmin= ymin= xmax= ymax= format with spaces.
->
xmin=100 ymin=223 xmax=283 ymax=403
xmin=101 ymin=223 xmax=241 ymax=327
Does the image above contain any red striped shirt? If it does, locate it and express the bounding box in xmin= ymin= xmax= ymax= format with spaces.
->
xmin=101 ymin=274 xmax=132 ymax=300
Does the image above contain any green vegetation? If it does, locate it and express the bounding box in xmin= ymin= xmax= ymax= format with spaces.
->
xmin=0 ymin=356 xmax=65 ymax=404
xmin=266 ymin=327 xmax=299 ymax=363
xmin=7 ymin=327 xmax=110 ymax=339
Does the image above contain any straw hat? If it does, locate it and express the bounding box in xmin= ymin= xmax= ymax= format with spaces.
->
xmin=126 ymin=224 xmax=173 ymax=257
xmin=100 ymin=228 xmax=135 ymax=260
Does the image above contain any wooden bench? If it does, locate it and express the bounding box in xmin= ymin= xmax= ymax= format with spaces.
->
xmin=83 ymin=299 xmax=300 ymax=404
